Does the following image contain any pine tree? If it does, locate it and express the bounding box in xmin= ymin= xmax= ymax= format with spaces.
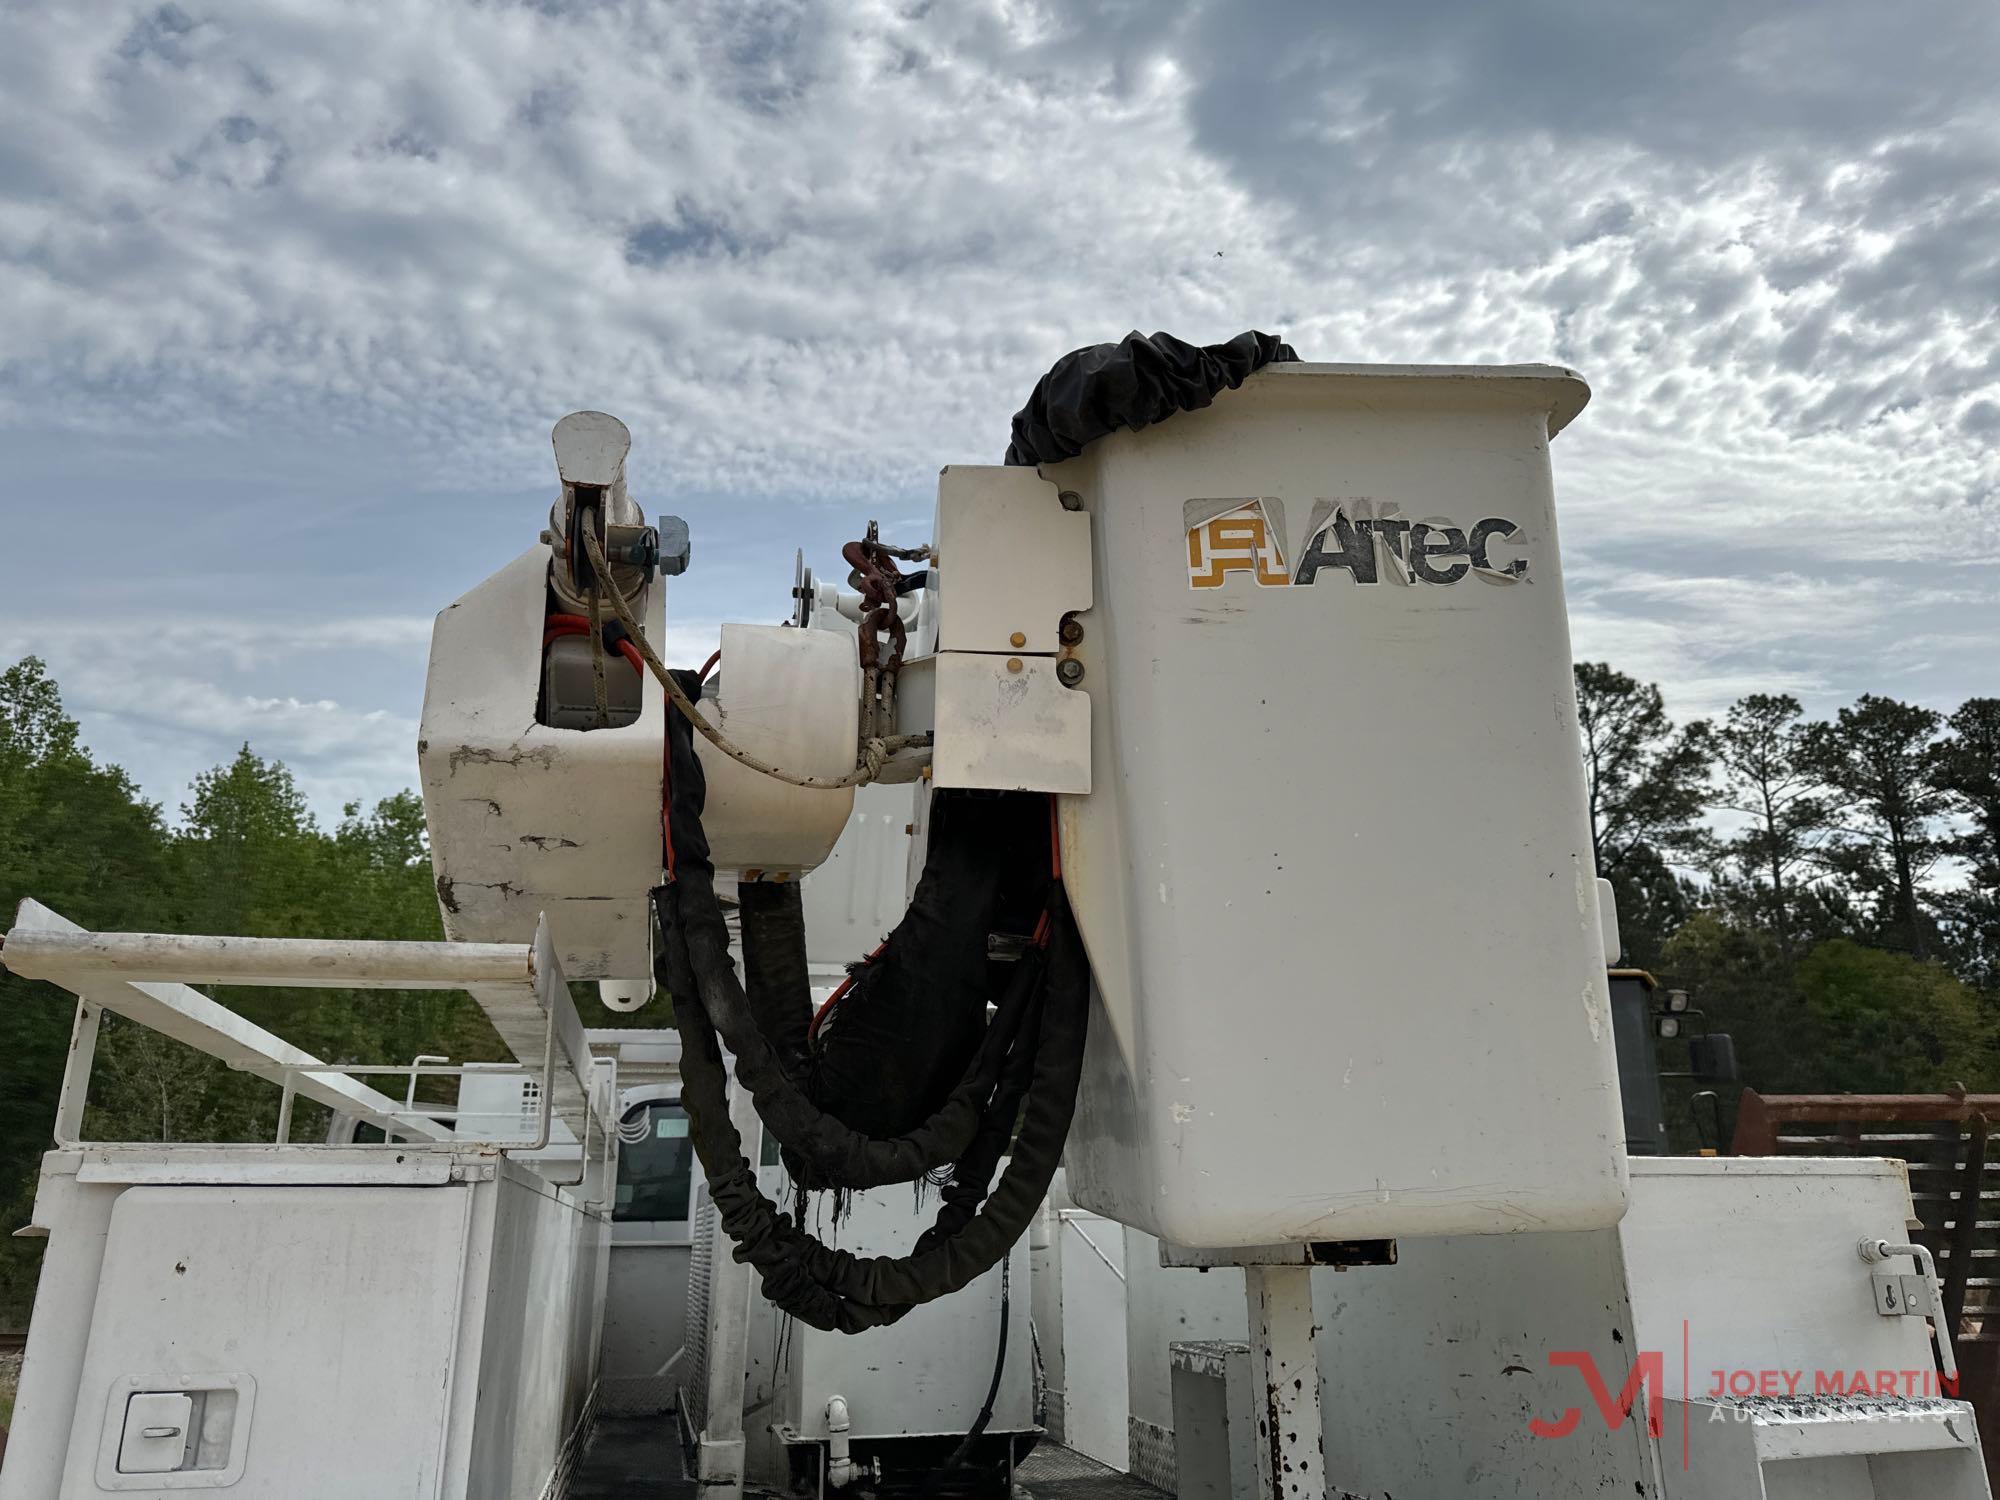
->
xmin=1936 ymin=698 xmax=2000 ymax=989
xmin=1714 ymin=693 xmax=1831 ymax=961
xmin=1804 ymin=696 xmax=1950 ymax=961
xmin=1573 ymin=663 xmax=1714 ymax=962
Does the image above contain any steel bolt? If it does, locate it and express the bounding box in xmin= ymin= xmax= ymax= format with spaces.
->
xmin=1058 ymin=490 xmax=1084 ymax=512
xmin=1057 ymin=658 xmax=1085 ymax=687
xmin=1058 ymin=616 xmax=1084 ymax=645
xmin=1006 ymin=657 xmax=1023 ymax=674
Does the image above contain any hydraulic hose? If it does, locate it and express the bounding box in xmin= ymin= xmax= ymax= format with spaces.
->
xmin=669 ymin=893 xmax=1086 ymax=1331
xmin=655 ymin=656 xmax=1090 ymax=1331
xmin=654 ymin=670 xmax=1050 ymax=1190
xmin=736 ymin=880 xmax=813 ymax=1083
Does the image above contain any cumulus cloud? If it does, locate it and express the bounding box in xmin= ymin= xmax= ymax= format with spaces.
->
xmin=0 ymin=0 xmax=1994 ymax=816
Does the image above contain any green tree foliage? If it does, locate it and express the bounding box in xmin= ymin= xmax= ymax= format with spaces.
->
xmin=1577 ymin=671 xmax=2000 ymax=1126
xmin=1936 ymin=698 xmax=2000 ymax=989
xmin=0 ymin=659 xmax=509 ymax=1323
xmin=1713 ymin=694 xmax=1831 ymax=960
xmin=1574 ymin=663 xmax=1717 ymax=875
xmin=1573 ymin=662 xmax=1714 ymax=965
xmin=1803 ymin=696 xmax=1951 ymax=960
xmin=0 ymin=660 xmax=172 ymax=1317
xmin=1792 ymin=940 xmax=1991 ymax=1094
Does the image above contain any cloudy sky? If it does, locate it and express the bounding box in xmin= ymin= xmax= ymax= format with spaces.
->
xmin=2 ymin=1 xmax=1995 ymax=823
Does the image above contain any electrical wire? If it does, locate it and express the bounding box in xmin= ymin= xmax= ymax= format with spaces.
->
xmin=588 ymin=578 xmax=610 ymax=727
xmin=581 ymin=524 xmax=927 ymax=789
xmin=922 ymin=1253 xmax=1009 ymax=1496
xmin=811 ymin=795 xmax=1061 ymax=1039
xmin=807 ymin=938 xmax=887 ymax=1042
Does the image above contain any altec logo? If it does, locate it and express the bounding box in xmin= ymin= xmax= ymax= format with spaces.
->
xmin=1184 ymin=497 xmax=1529 ymax=590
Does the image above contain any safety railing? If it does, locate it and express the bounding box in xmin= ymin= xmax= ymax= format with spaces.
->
xmin=0 ymin=897 xmax=605 ymax=1155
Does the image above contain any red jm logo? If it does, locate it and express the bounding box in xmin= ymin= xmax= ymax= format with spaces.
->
xmin=1530 ymin=1350 xmax=1665 ymax=1440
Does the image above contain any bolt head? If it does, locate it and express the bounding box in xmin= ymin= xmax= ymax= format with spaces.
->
xmin=1057 ymin=658 xmax=1085 ymax=686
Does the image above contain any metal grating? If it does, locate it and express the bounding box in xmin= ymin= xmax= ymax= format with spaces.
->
xmin=1126 ymin=1416 xmax=1176 ymax=1494
xmin=1015 ymin=1443 xmax=1170 ymax=1498
xmin=1044 ymin=1390 xmax=1066 ymax=1445
xmin=542 ymin=1379 xmax=601 ymax=1500
xmin=598 ymin=1374 xmax=678 ymax=1418
xmin=681 ymin=1183 xmax=718 ymax=1436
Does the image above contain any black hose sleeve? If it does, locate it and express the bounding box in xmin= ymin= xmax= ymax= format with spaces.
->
xmin=656 ymin=663 xmax=1089 ymax=1333
xmin=663 ymin=870 xmax=1031 ymax=1190
xmin=788 ymin=896 xmax=1088 ymax=1315
xmin=659 ymin=674 xmax=1023 ymax=1189
xmin=666 ymin=894 xmax=1087 ymax=1333
xmin=736 ymin=879 xmax=812 ymax=1082
xmin=919 ymin=975 xmax=1047 ymax=1254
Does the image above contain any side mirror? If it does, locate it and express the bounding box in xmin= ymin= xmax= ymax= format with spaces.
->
xmin=1688 ymin=1032 xmax=1739 ymax=1084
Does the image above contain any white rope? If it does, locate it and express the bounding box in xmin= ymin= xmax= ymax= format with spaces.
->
xmin=581 ymin=525 xmax=924 ymax=790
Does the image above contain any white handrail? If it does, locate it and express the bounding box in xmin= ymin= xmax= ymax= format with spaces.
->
xmin=1859 ymin=1237 xmax=1961 ymax=1387
xmin=1 ymin=928 xmax=535 ymax=989
xmin=1 ymin=899 xmax=590 ymax=1153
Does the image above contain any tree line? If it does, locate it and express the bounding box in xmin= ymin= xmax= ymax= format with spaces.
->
xmin=1578 ymin=663 xmax=2000 ymax=1111
xmin=1 ymin=655 xmax=673 ymax=1324
xmin=0 ymin=656 xmax=666 ymax=1325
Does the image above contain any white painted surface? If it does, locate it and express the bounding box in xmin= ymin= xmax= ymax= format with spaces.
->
xmin=931 ymin=650 xmax=1091 ymax=793
xmin=1055 ymin=361 xmax=1627 ymax=1245
xmin=1120 ymin=1228 xmax=1245 ymax=1440
xmin=420 ymin=547 xmax=664 ymax=981
xmin=59 ymin=1182 xmax=470 ymax=1498
xmin=787 ymin=1182 xmax=1034 ymax=1443
xmin=693 ymin=622 xmax=858 ymax=875
xmin=1058 ymin=1211 xmax=1130 ymax=1470
xmin=3 ymin=902 xmax=594 ymax=1134
xmin=464 ymin=1159 xmax=605 ymax=1499
xmin=1621 ymin=1157 xmax=1940 ymax=1401
xmin=799 ymin=782 xmax=920 ymax=963
xmin=928 ymin=464 xmax=1093 ymax=794
xmin=6 ymin=1148 xmax=606 ymax=1500
xmin=1247 ymin=1264 xmax=1324 ymax=1500
xmin=1027 ymin=1192 xmax=1067 ymax=1441
xmin=933 ymin=465 xmax=1092 ymax=656
xmin=696 ymin=1079 xmax=763 ymax=1498
xmin=551 ymin=411 xmax=630 ymax=489
xmin=1273 ymin=1155 xmax=1983 ymax=1498
xmin=0 ymin=1159 xmax=121 ymax=1500
xmin=724 ymin=1159 xmax=1037 ymax=1487
xmin=1 ymin=925 xmax=537 ymax=989
xmin=600 ymin=1244 xmax=691 ymax=1400
xmin=1670 ymin=1396 xmax=1987 ymax=1499
xmin=1596 ymin=876 xmax=1622 ymax=964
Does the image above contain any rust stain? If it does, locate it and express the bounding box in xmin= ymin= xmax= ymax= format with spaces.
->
xmin=447 ymin=745 xmax=559 ymax=775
